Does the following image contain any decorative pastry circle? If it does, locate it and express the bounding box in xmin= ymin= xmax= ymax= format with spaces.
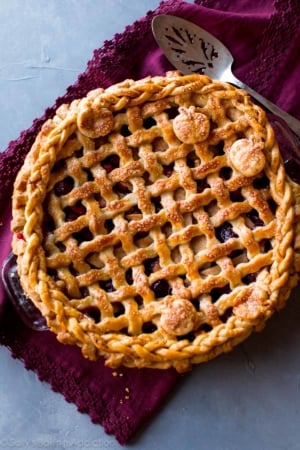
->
xmin=160 ymin=299 xmax=197 ymax=335
xmin=11 ymin=72 xmax=300 ymax=372
xmin=173 ymin=106 xmax=210 ymax=143
xmin=229 ymin=138 xmax=266 ymax=177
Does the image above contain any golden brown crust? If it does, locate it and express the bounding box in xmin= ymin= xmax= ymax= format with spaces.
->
xmin=11 ymin=72 xmax=300 ymax=372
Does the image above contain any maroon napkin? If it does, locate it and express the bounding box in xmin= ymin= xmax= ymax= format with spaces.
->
xmin=1 ymin=0 xmax=300 ymax=445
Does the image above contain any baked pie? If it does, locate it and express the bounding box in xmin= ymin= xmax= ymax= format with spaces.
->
xmin=11 ymin=72 xmax=300 ymax=372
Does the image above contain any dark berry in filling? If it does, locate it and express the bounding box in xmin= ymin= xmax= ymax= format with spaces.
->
xmin=82 ymin=307 xmax=101 ymax=323
xmin=196 ymin=178 xmax=209 ymax=193
xmin=102 ymin=154 xmax=120 ymax=173
xmin=167 ymin=107 xmax=178 ymax=119
xmin=113 ymin=302 xmax=125 ymax=317
xmin=219 ymin=167 xmax=233 ymax=180
xmin=247 ymin=210 xmax=264 ymax=228
xmin=242 ymin=273 xmax=257 ymax=284
xmin=134 ymin=295 xmax=143 ymax=306
xmin=125 ymin=268 xmax=133 ymax=285
xmin=142 ymin=321 xmax=157 ymax=333
xmin=54 ymin=176 xmax=74 ymax=196
xmin=230 ymin=188 xmax=244 ymax=202
xmin=47 ymin=268 xmax=59 ymax=282
xmin=99 ymin=279 xmax=115 ymax=292
xmin=120 ymin=125 xmax=131 ymax=137
xmin=220 ymin=307 xmax=233 ymax=323
xmin=260 ymin=239 xmax=272 ymax=253
xmin=163 ymin=163 xmax=174 ymax=177
xmin=113 ymin=181 xmax=132 ymax=195
xmin=104 ymin=219 xmax=114 ymax=232
xmin=152 ymin=196 xmax=162 ymax=213
xmin=211 ymin=284 xmax=231 ymax=303
xmin=143 ymin=117 xmax=156 ymax=129
xmin=151 ymin=279 xmax=171 ymax=298
xmin=79 ymin=286 xmax=89 ymax=297
xmin=64 ymin=202 xmax=86 ymax=221
xmin=253 ymin=176 xmax=270 ymax=189
xmin=215 ymin=222 xmax=238 ymax=242
xmin=42 ymin=213 xmax=55 ymax=234
xmin=187 ymin=151 xmax=200 ymax=168
xmin=214 ymin=141 xmax=225 ymax=156
xmin=177 ymin=332 xmax=195 ymax=342
xmin=143 ymin=256 xmax=160 ymax=276
xmin=73 ymin=227 xmax=93 ymax=243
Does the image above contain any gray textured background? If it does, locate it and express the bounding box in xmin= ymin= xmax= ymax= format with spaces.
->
xmin=1 ymin=1 xmax=300 ymax=449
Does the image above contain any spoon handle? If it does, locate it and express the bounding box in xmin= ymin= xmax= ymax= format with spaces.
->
xmin=228 ymin=73 xmax=300 ymax=137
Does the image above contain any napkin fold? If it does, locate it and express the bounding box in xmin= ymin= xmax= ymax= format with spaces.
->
xmin=1 ymin=0 xmax=300 ymax=445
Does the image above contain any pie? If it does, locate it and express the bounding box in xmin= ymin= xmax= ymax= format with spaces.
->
xmin=11 ymin=71 xmax=300 ymax=372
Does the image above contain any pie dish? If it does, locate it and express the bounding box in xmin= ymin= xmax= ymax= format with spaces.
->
xmin=11 ymin=71 xmax=300 ymax=372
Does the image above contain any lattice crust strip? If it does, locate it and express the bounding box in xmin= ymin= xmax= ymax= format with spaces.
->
xmin=11 ymin=72 xmax=300 ymax=372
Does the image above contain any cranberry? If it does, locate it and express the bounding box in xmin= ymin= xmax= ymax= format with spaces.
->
xmin=42 ymin=214 xmax=55 ymax=233
xmin=99 ymin=279 xmax=115 ymax=292
xmin=125 ymin=206 xmax=142 ymax=218
xmin=230 ymin=188 xmax=244 ymax=202
xmin=215 ymin=222 xmax=238 ymax=242
xmin=64 ymin=202 xmax=86 ymax=221
xmin=143 ymin=117 xmax=156 ymax=129
xmin=211 ymin=284 xmax=231 ymax=303
xmin=82 ymin=307 xmax=101 ymax=323
xmin=52 ymin=159 xmax=66 ymax=173
xmin=113 ymin=182 xmax=131 ymax=195
xmin=104 ymin=219 xmax=114 ymax=232
xmin=220 ymin=307 xmax=233 ymax=323
xmin=187 ymin=151 xmax=200 ymax=168
xmin=214 ymin=141 xmax=225 ymax=156
xmin=47 ymin=268 xmax=59 ymax=281
xmin=73 ymin=227 xmax=93 ymax=243
xmin=152 ymin=196 xmax=162 ymax=212
xmin=113 ymin=302 xmax=125 ymax=317
xmin=134 ymin=295 xmax=143 ymax=306
xmin=242 ymin=273 xmax=257 ymax=284
xmin=196 ymin=178 xmax=209 ymax=193
xmin=133 ymin=231 xmax=151 ymax=248
xmin=80 ymin=286 xmax=89 ymax=297
xmin=247 ymin=210 xmax=264 ymax=228
xmin=125 ymin=268 xmax=133 ymax=285
xmin=56 ymin=242 xmax=66 ymax=252
xmin=54 ymin=176 xmax=74 ymax=196
xmin=163 ymin=163 xmax=174 ymax=177
xmin=177 ymin=332 xmax=195 ymax=342
xmin=74 ymin=148 xmax=84 ymax=158
xmin=260 ymin=239 xmax=272 ymax=253
xmin=151 ymin=279 xmax=171 ymax=298
xmin=167 ymin=107 xmax=178 ymax=119
xmin=120 ymin=125 xmax=131 ymax=137
xmin=94 ymin=193 xmax=106 ymax=208
xmin=102 ymin=154 xmax=120 ymax=173
xmin=202 ymin=323 xmax=213 ymax=332
xmin=253 ymin=177 xmax=270 ymax=189
xmin=219 ymin=167 xmax=233 ymax=180
xmin=268 ymin=199 xmax=277 ymax=214
xmin=69 ymin=265 xmax=79 ymax=276
xmin=16 ymin=232 xmax=25 ymax=240
xmin=142 ymin=321 xmax=157 ymax=333
xmin=143 ymin=256 xmax=160 ymax=276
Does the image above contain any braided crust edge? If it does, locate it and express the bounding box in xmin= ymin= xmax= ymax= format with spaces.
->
xmin=11 ymin=73 xmax=299 ymax=372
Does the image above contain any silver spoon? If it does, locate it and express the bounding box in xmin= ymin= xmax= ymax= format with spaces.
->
xmin=152 ymin=14 xmax=300 ymax=137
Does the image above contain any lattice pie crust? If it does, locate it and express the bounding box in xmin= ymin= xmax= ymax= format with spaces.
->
xmin=11 ymin=72 xmax=300 ymax=372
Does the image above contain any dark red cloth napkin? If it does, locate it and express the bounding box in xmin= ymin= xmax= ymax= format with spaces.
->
xmin=1 ymin=0 xmax=300 ymax=445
